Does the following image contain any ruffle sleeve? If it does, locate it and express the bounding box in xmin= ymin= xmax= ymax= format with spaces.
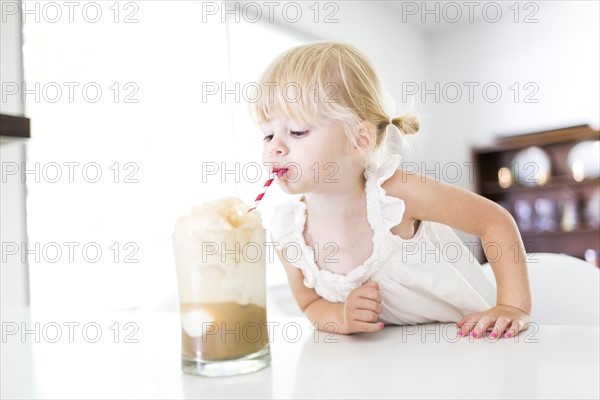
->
xmin=364 ymin=154 xmax=406 ymax=232
xmin=269 ymin=196 xmax=319 ymax=290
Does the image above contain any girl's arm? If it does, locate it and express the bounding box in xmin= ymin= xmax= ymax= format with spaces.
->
xmin=383 ymin=169 xmax=532 ymax=339
xmin=273 ymin=244 xmax=383 ymax=335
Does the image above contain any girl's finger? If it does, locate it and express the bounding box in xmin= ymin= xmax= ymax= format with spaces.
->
xmin=352 ymin=320 xmax=384 ymax=333
xmin=357 ymin=287 xmax=382 ymax=303
xmin=504 ymin=320 xmax=526 ymax=338
xmin=457 ymin=312 xmax=481 ymax=329
xmin=362 ymin=281 xmax=379 ymax=290
xmin=353 ymin=298 xmax=382 ymax=313
xmin=351 ymin=309 xmax=379 ymax=323
xmin=457 ymin=317 xmax=479 ymax=337
xmin=471 ymin=315 xmax=494 ymax=339
xmin=489 ymin=317 xmax=511 ymax=340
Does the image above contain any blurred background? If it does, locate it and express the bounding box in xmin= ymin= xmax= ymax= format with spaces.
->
xmin=1 ymin=0 xmax=598 ymax=312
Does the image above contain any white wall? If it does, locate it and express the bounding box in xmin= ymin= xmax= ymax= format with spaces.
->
xmin=270 ymin=1 xmax=431 ymax=85
xmin=1 ymin=2 xmax=30 ymax=307
xmin=1 ymin=0 xmax=24 ymax=115
xmin=264 ymin=1 xmax=431 ymax=160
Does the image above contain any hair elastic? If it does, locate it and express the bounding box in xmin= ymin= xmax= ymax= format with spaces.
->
xmin=389 ymin=117 xmax=394 ymax=125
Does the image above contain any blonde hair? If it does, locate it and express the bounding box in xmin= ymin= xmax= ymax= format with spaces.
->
xmin=250 ymin=41 xmax=419 ymax=168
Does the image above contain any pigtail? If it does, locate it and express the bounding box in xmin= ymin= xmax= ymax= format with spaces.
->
xmin=368 ymin=112 xmax=420 ymax=168
xmin=390 ymin=114 xmax=420 ymax=136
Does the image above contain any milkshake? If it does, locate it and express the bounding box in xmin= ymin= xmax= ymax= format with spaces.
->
xmin=173 ymin=197 xmax=271 ymax=376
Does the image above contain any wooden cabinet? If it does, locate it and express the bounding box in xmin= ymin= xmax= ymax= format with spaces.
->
xmin=0 ymin=113 xmax=30 ymax=138
xmin=471 ymin=125 xmax=599 ymax=266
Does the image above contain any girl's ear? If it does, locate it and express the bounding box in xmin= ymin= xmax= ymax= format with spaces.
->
xmin=352 ymin=121 xmax=376 ymax=157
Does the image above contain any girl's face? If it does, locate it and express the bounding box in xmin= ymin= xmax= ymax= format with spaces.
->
xmin=261 ymin=116 xmax=359 ymax=195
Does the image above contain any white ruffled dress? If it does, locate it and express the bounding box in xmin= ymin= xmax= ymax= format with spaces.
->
xmin=270 ymin=155 xmax=498 ymax=325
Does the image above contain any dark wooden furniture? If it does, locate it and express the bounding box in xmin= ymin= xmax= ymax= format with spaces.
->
xmin=471 ymin=125 xmax=599 ymax=266
xmin=0 ymin=113 xmax=31 ymax=138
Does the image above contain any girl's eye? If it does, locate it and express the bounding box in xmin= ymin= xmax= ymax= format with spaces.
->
xmin=263 ymin=130 xmax=308 ymax=142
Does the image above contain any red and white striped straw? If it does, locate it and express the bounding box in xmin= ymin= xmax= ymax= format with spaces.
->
xmin=248 ymin=176 xmax=274 ymax=213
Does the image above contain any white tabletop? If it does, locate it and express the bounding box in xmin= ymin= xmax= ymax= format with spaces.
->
xmin=1 ymin=307 xmax=598 ymax=399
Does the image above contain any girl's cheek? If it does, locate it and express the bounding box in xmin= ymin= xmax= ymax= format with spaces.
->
xmin=261 ymin=150 xmax=271 ymax=167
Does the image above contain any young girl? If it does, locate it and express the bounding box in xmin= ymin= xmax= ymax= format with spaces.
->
xmin=252 ymin=41 xmax=532 ymax=339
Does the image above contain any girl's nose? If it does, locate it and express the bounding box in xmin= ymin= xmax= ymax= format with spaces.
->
xmin=268 ymin=135 xmax=288 ymax=156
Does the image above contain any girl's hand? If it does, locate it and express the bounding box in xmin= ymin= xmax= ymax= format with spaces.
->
xmin=456 ymin=304 xmax=531 ymax=339
xmin=342 ymin=281 xmax=384 ymax=333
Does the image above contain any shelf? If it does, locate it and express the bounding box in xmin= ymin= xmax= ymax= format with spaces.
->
xmin=520 ymin=226 xmax=600 ymax=238
xmin=472 ymin=124 xmax=598 ymax=153
xmin=482 ymin=176 xmax=600 ymax=195
xmin=472 ymin=125 xmax=600 ymax=264
xmin=0 ymin=113 xmax=31 ymax=139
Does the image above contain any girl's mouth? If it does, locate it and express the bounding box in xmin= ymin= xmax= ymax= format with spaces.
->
xmin=272 ymin=168 xmax=288 ymax=178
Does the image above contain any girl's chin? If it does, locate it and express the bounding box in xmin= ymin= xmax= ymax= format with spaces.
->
xmin=275 ymin=179 xmax=306 ymax=195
